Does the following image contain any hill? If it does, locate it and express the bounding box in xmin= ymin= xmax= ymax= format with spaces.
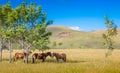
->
xmin=47 ymin=26 xmax=120 ymax=49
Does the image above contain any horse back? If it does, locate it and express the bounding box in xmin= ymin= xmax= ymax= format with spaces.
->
xmin=61 ymin=53 xmax=66 ymax=57
xmin=14 ymin=53 xmax=24 ymax=59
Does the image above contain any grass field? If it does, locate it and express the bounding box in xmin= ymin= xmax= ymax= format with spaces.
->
xmin=0 ymin=49 xmax=120 ymax=73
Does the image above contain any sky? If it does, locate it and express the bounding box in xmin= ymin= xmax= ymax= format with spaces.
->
xmin=0 ymin=0 xmax=120 ymax=31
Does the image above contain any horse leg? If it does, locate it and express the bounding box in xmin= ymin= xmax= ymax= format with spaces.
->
xmin=62 ymin=58 xmax=66 ymax=62
xmin=56 ymin=57 xmax=59 ymax=62
xmin=23 ymin=57 xmax=25 ymax=63
xmin=32 ymin=56 xmax=35 ymax=63
xmin=15 ymin=57 xmax=18 ymax=62
xmin=62 ymin=56 xmax=66 ymax=62
xmin=42 ymin=57 xmax=45 ymax=62
xmin=13 ymin=56 xmax=15 ymax=62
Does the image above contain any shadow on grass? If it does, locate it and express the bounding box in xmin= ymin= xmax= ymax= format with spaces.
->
xmin=67 ymin=60 xmax=87 ymax=63
xmin=2 ymin=58 xmax=9 ymax=61
xmin=1 ymin=58 xmax=87 ymax=64
xmin=29 ymin=59 xmax=87 ymax=64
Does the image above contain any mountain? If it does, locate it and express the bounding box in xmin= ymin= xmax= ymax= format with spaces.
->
xmin=47 ymin=26 xmax=120 ymax=49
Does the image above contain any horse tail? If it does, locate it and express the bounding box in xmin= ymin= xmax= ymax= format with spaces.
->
xmin=32 ymin=55 xmax=35 ymax=63
xmin=62 ymin=53 xmax=67 ymax=62
xmin=64 ymin=54 xmax=67 ymax=62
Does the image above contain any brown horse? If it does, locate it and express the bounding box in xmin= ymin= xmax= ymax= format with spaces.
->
xmin=13 ymin=51 xmax=32 ymax=62
xmin=52 ymin=52 xmax=66 ymax=62
xmin=32 ymin=52 xmax=52 ymax=63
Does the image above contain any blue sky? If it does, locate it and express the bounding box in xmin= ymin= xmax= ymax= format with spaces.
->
xmin=0 ymin=0 xmax=120 ymax=31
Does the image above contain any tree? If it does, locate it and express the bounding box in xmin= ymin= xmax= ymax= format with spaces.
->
xmin=0 ymin=2 xmax=12 ymax=62
xmin=0 ymin=27 xmax=5 ymax=62
xmin=16 ymin=2 xmax=52 ymax=64
xmin=0 ymin=1 xmax=52 ymax=63
xmin=32 ymin=24 xmax=52 ymax=51
xmin=4 ymin=28 xmax=15 ymax=63
xmin=0 ymin=6 xmax=3 ymax=62
xmin=102 ymin=16 xmax=117 ymax=64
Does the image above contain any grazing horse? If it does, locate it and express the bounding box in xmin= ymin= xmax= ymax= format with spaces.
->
xmin=32 ymin=52 xmax=52 ymax=63
xmin=13 ymin=51 xmax=32 ymax=62
xmin=52 ymin=52 xmax=66 ymax=62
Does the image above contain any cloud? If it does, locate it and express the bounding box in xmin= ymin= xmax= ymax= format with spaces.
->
xmin=69 ymin=26 xmax=83 ymax=31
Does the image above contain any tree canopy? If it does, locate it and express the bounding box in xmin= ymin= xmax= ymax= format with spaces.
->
xmin=0 ymin=2 xmax=52 ymax=63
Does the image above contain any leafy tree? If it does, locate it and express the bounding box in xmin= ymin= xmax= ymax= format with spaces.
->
xmin=4 ymin=28 xmax=15 ymax=63
xmin=0 ymin=6 xmax=3 ymax=62
xmin=0 ymin=27 xmax=5 ymax=62
xmin=16 ymin=2 xmax=52 ymax=64
xmin=16 ymin=25 xmax=26 ymax=50
xmin=0 ymin=2 xmax=52 ymax=63
xmin=33 ymin=24 xmax=52 ymax=51
xmin=0 ymin=2 xmax=12 ymax=62
xmin=102 ymin=16 xmax=117 ymax=64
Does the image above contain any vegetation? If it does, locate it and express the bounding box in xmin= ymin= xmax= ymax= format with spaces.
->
xmin=102 ymin=16 xmax=117 ymax=64
xmin=47 ymin=26 xmax=120 ymax=49
xmin=0 ymin=1 xmax=120 ymax=73
xmin=0 ymin=2 xmax=52 ymax=63
xmin=0 ymin=49 xmax=120 ymax=73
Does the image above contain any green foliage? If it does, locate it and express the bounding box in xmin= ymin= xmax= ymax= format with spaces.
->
xmin=52 ymin=41 xmax=57 ymax=47
xmin=103 ymin=16 xmax=118 ymax=61
xmin=32 ymin=24 xmax=51 ymax=50
xmin=0 ymin=1 xmax=52 ymax=63
xmin=58 ymin=42 xmax=63 ymax=46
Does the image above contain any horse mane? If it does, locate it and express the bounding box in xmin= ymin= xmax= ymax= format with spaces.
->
xmin=32 ymin=52 xmax=52 ymax=63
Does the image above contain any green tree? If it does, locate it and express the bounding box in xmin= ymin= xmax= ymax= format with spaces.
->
xmin=0 ymin=2 xmax=52 ymax=63
xmin=16 ymin=25 xmax=26 ymax=50
xmin=102 ymin=16 xmax=117 ymax=64
xmin=0 ymin=6 xmax=3 ymax=62
xmin=0 ymin=27 xmax=5 ymax=62
xmin=16 ymin=2 xmax=52 ymax=64
xmin=0 ymin=2 xmax=12 ymax=62
xmin=4 ymin=28 xmax=15 ymax=63
xmin=33 ymin=24 xmax=52 ymax=51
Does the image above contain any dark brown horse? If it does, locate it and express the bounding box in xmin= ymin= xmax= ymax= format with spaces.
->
xmin=52 ymin=52 xmax=66 ymax=62
xmin=32 ymin=52 xmax=52 ymax=63
xmin=13 ymin=51 xmax=32 ymax=62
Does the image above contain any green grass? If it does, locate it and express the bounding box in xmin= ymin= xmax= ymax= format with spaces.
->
xmin=0 ymin=49 xmax=120 ymax=73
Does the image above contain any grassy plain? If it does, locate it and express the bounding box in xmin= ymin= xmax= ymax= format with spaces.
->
xmin=0 ymin=49 xmax=120 ymax=73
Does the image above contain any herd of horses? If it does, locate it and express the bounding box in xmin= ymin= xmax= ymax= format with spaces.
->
xmin=13 ymin=51 xmax=67 ymax=63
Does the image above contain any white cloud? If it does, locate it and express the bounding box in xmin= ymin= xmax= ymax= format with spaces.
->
xmin=69 ymin=26 xmax=83 ymax=31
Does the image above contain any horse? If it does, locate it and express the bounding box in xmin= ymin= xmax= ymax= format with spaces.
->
xmin=13 ymin=51 xmax=32 ymax=62
xmin=52 ymin=52 xmax=66 ymax=62
xmin=32 ymin=52 xmax=52 ymax=63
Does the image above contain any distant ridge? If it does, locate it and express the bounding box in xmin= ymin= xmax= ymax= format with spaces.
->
xmin=47 ymin=26 xmax=120 ymax=49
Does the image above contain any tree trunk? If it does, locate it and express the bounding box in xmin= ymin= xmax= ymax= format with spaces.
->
xmin=0 ymin=45 xmax=2 ymax=62
xmin=0 ymin=39 xmax=3 ymax=62
xmin=104 ymin=45 xmax=109 ymax=64
xmin=9 ymin=40 xmax=12 ymax=63
xmin=24 ymin=45 xmax=31 ymax=64
xmin=21 ymin=38 xmax=25 ymax=52
xmin=24 ymin=49 xmax=28 ymax=64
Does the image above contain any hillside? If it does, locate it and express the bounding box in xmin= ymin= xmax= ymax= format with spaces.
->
xmin=47 ymin=26 xmax=120 ymax=49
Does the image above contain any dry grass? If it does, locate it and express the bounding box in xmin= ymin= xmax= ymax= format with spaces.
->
xmin=0 ymin=49 xmax=120 ymax=73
